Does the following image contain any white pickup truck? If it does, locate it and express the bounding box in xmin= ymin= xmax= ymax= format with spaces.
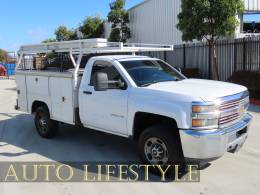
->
xmin=15 ymin=39 xmax=253 ymax=165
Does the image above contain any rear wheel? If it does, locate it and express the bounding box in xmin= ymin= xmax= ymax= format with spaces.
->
xmin=34 ymin=106 xmax=59 ymax=138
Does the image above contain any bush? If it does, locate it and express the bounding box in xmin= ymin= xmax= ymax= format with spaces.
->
xmin=228 ymin=71 xmax=260 ymax=99
xmin=181 ymin=68 xmax=201 ymax=79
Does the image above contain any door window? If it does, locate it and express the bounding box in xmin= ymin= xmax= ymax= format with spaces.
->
xmin=90 ymin=61 xmax=125 ymax=89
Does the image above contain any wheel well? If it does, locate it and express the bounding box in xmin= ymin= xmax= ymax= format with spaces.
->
xmin=133 ymin=112 xmax=178 ymax=141
xmin=31 ymin=101 xmax=48 ymax=114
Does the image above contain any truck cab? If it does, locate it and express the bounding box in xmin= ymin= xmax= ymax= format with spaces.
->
xmin=15 ymin=39 xmax=253 ymax=166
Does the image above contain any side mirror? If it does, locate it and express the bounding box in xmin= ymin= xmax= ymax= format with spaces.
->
xmin=94 ymin=72 xmax=127 ymax=91
xmin=94 ymin=72 xmax=109 ymax=91
xmin=117 ymin=80 xmax=126 ymax=89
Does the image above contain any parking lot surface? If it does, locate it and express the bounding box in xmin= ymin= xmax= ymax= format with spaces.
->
xmin=0 ymin=79 xmax=260 ymax=195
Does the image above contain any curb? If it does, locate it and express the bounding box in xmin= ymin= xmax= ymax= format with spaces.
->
xmin=250 ymin=99 xmax=260 ymax=106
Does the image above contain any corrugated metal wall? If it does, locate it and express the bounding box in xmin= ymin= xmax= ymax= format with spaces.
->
xmin=129 ymin=0 xmax=182 ymax=45
xmin=244 ymin=0 xmax=260 ymax=12
xmin=103 ymin=21 xmax=112 ymax=39
xmin=129 ymin=0 xmax=260 ymax=45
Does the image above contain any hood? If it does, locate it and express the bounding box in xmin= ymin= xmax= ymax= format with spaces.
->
xmin=146 ymin=79 xmax=247 ymax=102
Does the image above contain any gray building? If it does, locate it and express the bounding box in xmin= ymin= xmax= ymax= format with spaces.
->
xmin=128 ymin=0 xmax=260 ymax=44
xmin=244 ymin=0 xmax=260 ymax=11
xmin=129 ymin=0 xmax=182 ymax=45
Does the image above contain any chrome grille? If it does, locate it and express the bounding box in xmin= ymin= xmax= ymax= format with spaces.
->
xmin=219 ymin=92 xmax=249 ymax=128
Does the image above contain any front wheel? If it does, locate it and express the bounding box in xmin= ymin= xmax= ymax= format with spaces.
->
xmin=138 ymin=125 xmax=184 ymax=165
xmin=34 ymin=106 xmax=59 ymax=138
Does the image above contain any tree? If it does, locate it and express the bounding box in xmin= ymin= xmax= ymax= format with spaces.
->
xmin=0 ymin=49 xmax=8 ymax=63
xmin=42 ymin=38 xmax=56 ymax=43
xmin=55 ymin=26 xmax=77 ymax=41
xmin=108 ymin=0 xmax=130 ymax=42
xmin=79 ymin=16 xmax=104 ymax=38
xmin=177 ymin=0 xmax=244 ymax=80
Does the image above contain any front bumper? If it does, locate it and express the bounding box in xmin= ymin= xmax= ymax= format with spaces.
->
xmin=179 ymin=113 xmax=253 ymax=162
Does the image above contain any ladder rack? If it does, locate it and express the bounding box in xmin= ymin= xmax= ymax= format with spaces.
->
xmin=17 ymin=39 xmax=174 ymax=88
xmin=18 ymin=38 xmax=174 ymax=55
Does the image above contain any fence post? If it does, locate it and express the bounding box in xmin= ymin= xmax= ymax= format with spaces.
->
xmin=243 ymin=38 xmax=246 ymax=71
xmin=183 ymin=44 xmax=186 ymax=69
xmin=258 ymin=38 xmax=260 ymax=71
xmin=163 ymin=51 xmax=167 ymax=62
xmin=234 ymin=40 xmax=237 ymax=72
xmin=208 ymin=43 xmax=212 ymax=79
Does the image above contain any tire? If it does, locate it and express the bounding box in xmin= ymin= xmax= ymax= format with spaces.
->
xmin=34 ymin=106 xmax=59 ymax=138
xmin=138 ymin=124 xmax=184 ymax=165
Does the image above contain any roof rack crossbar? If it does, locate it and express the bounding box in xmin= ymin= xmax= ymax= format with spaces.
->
xmin=18 ymin=39 xmax=174 ymax=55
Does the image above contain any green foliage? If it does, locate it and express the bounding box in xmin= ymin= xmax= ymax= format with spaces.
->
xmin=177 ymin=0 xmax=244 ymax=80
xmin=55 ymin=26 xmax=77 ymax=41
xmin=108 ymin=0 xmax=130 ymax=42
xmin=109 ymin=28 xmax=121 ymax=42
xmin=43 ymin=1 xmax=131 ymax=43
xmin=42 ymin=38 xmax=57 ymax=43
xmin=79 ymin=16 xmax=104 ymax=38
xmin=177 ymin=0 xmax=244 ymax=42
xmin=0 ymin=49 xmax=8 ymax=63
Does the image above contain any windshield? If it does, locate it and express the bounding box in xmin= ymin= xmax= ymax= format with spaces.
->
xmin=119 ymin=60 xmax=185 ymax=87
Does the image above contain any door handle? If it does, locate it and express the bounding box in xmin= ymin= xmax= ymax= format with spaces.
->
xmin=83 ymin=91 xmax=92 ymax=95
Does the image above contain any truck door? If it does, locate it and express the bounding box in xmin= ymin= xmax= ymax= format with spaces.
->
xmin=79 ymin=61 xmax=128 ymax=136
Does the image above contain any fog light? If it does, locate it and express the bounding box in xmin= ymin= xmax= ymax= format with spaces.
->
xmin=192 ymin=119 xmax=218 ymax=128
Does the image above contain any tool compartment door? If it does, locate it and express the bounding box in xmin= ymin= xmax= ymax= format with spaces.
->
xmin=49 ymin=77 xmax=74 ymax=124
xmin=15 ymin=74 xmax=28 ymax=112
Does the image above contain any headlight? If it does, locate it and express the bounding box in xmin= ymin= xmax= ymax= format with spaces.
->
xmin=191 ymin=103 xmax=220 ymax=129
xmin=192 ymin=105 xmax=217 ymax=113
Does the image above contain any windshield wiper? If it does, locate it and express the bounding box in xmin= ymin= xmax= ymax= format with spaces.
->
xmin=140 ymin=80 xmax=177 ymax=87
xmin=140 ymin=83 xmax=155 ymax=87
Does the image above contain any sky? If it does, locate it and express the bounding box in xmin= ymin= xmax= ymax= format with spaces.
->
xmin=0 ymin=0 xmax=143 ymax=51
xmin=1 ymin=1 xmax=260 ymax=52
